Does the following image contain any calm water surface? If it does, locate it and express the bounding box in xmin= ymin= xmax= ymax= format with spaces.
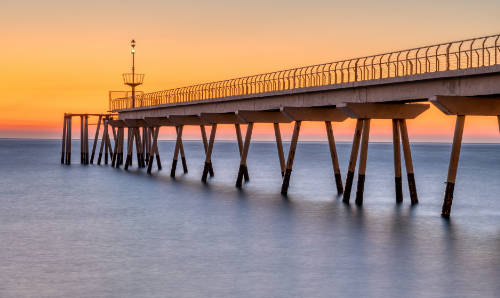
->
xmin=0 ymin=139 xmax=499 ymax=298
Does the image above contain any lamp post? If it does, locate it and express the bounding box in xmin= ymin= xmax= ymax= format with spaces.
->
xmin=123 ymin=39 xmax=144 ymax=108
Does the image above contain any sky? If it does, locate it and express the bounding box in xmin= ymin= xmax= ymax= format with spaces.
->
xmin=1 ymin=0 xmax=500 ymax=142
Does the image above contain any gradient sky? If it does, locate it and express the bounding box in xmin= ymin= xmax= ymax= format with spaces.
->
xmin=2 ymin=0 xmax=500 ymax=142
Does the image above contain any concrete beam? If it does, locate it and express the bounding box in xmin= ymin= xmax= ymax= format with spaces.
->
xmin=281 ymin=106 xmax=348 ymax=122
xmin=236 ymin=110 xmax=292 ymax=123
xmin=123 ymin=119 xmax=148 ymax=128
xmin=144 ymin=117 xmax=176 ymax=127
xmin=169 ymin=115 xmax=204 ymax=126
xmin=200 ymin=112 xmax=246 ymax=124
xmin=431 ymin=96 xmax=500 ymax=116
xmin=108 ymin=119 xmax=127 ymax=128
xmin=339 ymin=103 xmax=429 ymax=119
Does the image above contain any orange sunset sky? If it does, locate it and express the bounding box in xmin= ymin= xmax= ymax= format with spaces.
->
xmin=2 ymin=0 xmax=499 ymax=142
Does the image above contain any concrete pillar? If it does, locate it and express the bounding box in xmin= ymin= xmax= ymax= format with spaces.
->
xmin=102 ymin=120 xmax=109 ymax=165
xmin=80 ymin=116 xmax=84 ymax=164
xmin=355 ymin=119 xmax=371 ymax=205
xmin=125 ymin=127 xmax=135 ymax=170
xmin=61 ymin=115 xmax=67 ymax=164
xmin=235 ymin=124 xmax=249 ymax=181
xmin=236 ymin=123 xmax=253 ymax=188
xmin=400 ymin=119 xmax=418 ymax=204
xmin=202 ymin=124 xmax=217 ymax=183
xmin=274 ymin=123 xmax=286 ymax=177
xmin=392 ymin=119 xmax=403 ymax=203
xmin=147 ymin=126 xmax=162 ymax=174
xmin=442 ymin=115 xmax=466 ymax=218
xmin=281 ymin=120 xmax=302 ymax=195
xmin=84 ymin=115 xmax=89 ymax=165
xmin=171 ymin=126 xmax=184 ymax=177
xmin=200 ymin=125 xmax=215 ymax=177
xmin=66 ymin=116 xmax=71 ymax=165
xmin=343 ymin=119 xmax=364 ymax=203
xmin=90 ymin=115 xmax=102 ymax=164
xmin=66 ymin=116 xmax=72 ymax=165
xmin=325 ymin=121 xmax=343 ymax=195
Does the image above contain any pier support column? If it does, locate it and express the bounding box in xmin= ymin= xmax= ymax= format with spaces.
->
xmin=235 ymin=124 xmax=249 ymax=181
xmin=325 ymin=121 xmax=343 ymax=195
xmin=200 ymin=125 xmax=215 ymax=177
xmin=148 ymin=127 xmax=154 ymax=164
xmin=125 ymin=127 xmax=135 ymax=170
xmin=144 ymin=127 xmax=150 ymax=164
xmin=392 ymin=119 xmax=403 ymax=203
xmin=142 ymin=127 xmax=148 ymax=164
xmin=111 ymin=124 xmax=119 ymax=167
xmin=355 ymin=119 xmax=371 ymax=205
xmin=110 ymin=125 xmax=116 ymax=164
xmin=85 ymin=115 xmax=89 ymax=165
xmin=101 ymin=118 xmax=111 ymax=166
xmin=281 ymin=120 xmax=302 ymax=195
xmin=153 ymin=127 xmax=162 ymax=170
xmin=66 ymin=116 xmax=72 ymax=165
xmin=111 ymin=125 xmax=118 ymax=167
xmin=171 ymin=125 xmax=184 ymax=177
xmin=133 ymin=128 xmax=143 ymax=168
xmin=274 ymin=123 xmax=286 ymax=177
xmin=202 ymin=124 xmax=217 ymax=183
xmin=116 ymin=127 xmax=125 ymax=167
xmin=80 ymin=116 xmax=84 ymax=164
xmin=147 ymin=127 xmax=162 ymax=174
xmin=400 ymin=119 xmax=418 ymax=204
xmin=99 ymin=120 xmax=106 ymax=165
xmin=61 ymin=115 xmax=67 ymax=164
xmin=105 ymin=123 xmax=113 ymax=163
xmin=179 ymin=129 xmax=188 ymax=173
xmin=139 ymin=128 xmax=145 ymax=168
xmin=236 ymin=122 xmax=254 ymax=188
xmin=343 ymin=119 xmax=364 ymax=203
xmin=90 ymin=115 xmax=102 ymax=164
xmin=442 ymin=115 xmax=465 ymax=218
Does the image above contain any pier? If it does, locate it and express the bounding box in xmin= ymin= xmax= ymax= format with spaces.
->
xmin=63 ymin=34 xmax=500 ymax=217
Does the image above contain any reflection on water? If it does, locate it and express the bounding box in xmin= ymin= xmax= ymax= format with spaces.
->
xmin=0 ymin=139 xmax=499 ymax=297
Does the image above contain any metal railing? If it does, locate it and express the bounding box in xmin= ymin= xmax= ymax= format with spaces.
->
xmin=109 ymin=90 xmax=144 ymax=111
xmin=110 ymin=34 xmax=500 ymax=111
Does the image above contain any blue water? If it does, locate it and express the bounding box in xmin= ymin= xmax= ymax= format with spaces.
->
xmin=0 ymin=139 xmax=499 ymax=297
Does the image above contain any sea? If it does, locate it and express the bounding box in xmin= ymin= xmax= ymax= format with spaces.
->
xmin=0 ymin=139 xmax=499 ymax=298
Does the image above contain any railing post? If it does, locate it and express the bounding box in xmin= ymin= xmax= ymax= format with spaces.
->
xmin=354 ymin=60 xmax=358 ymax=81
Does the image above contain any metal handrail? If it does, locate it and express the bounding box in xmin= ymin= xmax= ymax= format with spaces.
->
xmin=110 ymin=33 xmax=500 ymax=111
